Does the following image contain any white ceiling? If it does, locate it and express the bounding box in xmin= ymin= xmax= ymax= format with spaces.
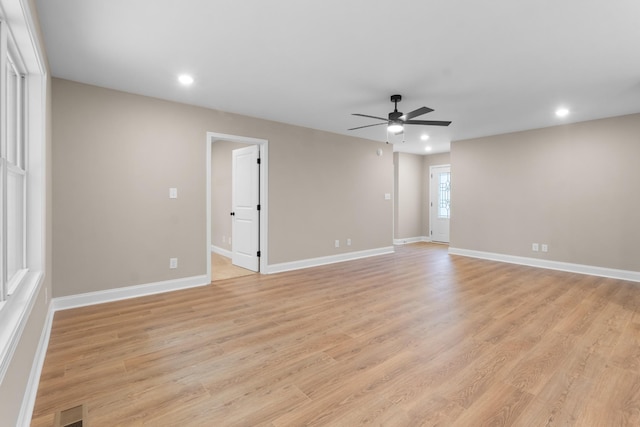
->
xmin=35 ymin=0 xmax=640 ymax=154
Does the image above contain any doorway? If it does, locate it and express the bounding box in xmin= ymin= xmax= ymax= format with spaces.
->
xmin=430 ymin=164 xmax=451 ymax=243
xmin=206 ymin=132 xmax=268 ymax=283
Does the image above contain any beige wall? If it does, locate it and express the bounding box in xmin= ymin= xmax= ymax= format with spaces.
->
xmin=52 ymin=78 xmax=394 ymax=297
xmin=211 ymin=140 xmax=246 ymax=251
xmin=451 ymin=113 xmax=640 ymax=271
xmin=0 ymin=0 xmax=53 ymax=424
xmin=394 ymin=152 xmax=423 ymax=239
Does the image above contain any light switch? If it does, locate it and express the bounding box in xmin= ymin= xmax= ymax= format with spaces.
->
xmin=169 ymin=188 xmax=178 ymax=199
xmin=384 ymin=193 xmax=391 ymax=200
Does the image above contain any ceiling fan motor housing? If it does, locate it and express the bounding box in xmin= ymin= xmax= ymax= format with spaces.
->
xmin=389 ymin=111 xmax=403 ymax=121
xmin=389 ymin=94 xmax=403 ymax=121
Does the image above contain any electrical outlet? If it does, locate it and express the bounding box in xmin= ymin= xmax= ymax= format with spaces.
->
xmin=532 ymin=243 xmax=539 ymax=252
xmin=347 ymin=238 xmax=352 ymax=246
xmin=169 ymin=258 xmax=178 ymax=269
xmin=541 ymin=244 xmax=548 ymax=253
xmin=335 ymin=240 xmax=340 ymax=248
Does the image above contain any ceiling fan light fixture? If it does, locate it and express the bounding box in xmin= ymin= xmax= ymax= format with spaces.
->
xmin=387 ymin=122 xmax=404 ymax=133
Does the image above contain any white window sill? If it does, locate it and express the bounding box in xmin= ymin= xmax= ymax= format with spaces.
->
xmin=0 ymin=271 xmax=43 ymax=382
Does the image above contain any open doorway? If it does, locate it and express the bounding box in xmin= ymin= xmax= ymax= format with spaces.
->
xmin=206 ymin=132 xmax=268 ymax=283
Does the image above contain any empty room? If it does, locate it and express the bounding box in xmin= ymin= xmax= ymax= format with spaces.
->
xmin=1 ymin=0 xmax=640 ymax=426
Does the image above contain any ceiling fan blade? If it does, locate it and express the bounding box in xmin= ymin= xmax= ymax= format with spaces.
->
xmin=404 ymin=119 xmax=452 ymax=126
xmin=403 ymin=106 xmax=434 ymax=120
xmin=348 ymin=122 xmax=388 ymax=131
xmin=352 ymin=113 xmax=388 ymax=121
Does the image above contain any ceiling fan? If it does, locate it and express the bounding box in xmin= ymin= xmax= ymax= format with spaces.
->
xmin=349 ymin=94 xmax=451 ymax=135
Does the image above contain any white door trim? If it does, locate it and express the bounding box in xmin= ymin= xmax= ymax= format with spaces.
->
xmin=206 ymin=132 xmax=268 ymax=282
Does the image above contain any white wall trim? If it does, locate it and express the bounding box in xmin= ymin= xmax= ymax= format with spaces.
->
xmin=265 ymin=246 xmax=394 ymax=274
xmin=52 ymin=275 xmax=209 ymax=312
xmin=393 ymin=236 xmax=430 ymax=245
xmin=211 ymin=244 xmax=232 ymax=259
xmin=16 ymin=301 xmax=54 ymax=427
xmin=448 ymin=247 xmax=640 ymax=283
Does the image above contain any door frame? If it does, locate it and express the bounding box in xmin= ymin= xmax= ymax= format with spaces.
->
xmin=429 ymin=164 xmax=451 ymax=243
xmin=206 ymin=132 xmax=268 ymax=282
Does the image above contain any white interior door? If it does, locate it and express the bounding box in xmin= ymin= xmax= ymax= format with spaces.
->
xmin=430 ymin=165 xmax=451 ymax=243
xmin=231 ymin=145 xmax=260 ymax=271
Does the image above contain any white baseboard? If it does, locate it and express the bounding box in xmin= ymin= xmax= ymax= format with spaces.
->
xmin=448 ymin=247 xmax=640 ymax=283
xmin=52 ymin=275 xmax=210 ymax=311
xmin=393 ymin=236 xmax=430 ymax=245
xmin=17 ymin=302 xmax=54 ymax=427
xmin=265 ymin=246 xmax=395 ymax=274
xmin=211 ymin=245 xmax=232 ymax=258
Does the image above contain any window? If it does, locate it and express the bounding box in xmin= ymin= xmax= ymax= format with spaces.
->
xmin=1 ymin=33 xmax=27 ymax=301
xmin=0 ymin=0 xmax=47 ymax=393
xmin=438 ymin=171 xmax=451 ymax=219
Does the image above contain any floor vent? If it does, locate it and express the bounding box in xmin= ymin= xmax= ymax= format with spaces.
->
xmin=54 ymin=404 xmax=87 ymax=427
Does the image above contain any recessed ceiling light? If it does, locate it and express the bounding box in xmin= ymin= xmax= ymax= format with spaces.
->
xmin=555 ymin=107 xmax=569 ymax=118
xmin=421 ymin=134 xmax=430 ymax=141
xmin=425 ymin=146 xmax=432 ymax=152
xmin=178 ymin=74 xmax=194 ymax=86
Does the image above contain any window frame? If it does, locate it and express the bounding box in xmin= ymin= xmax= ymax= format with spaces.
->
xmin=3 ymin=39 xmax=28 ymax=298
xmin=0 ymin=0 xmax=48 ymax=390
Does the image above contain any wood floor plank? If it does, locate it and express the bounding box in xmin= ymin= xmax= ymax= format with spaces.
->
xmin=403 ymin=394 xmax=464 ymax=427
xmin=271 ymin=350 xmax=421 ymax=426
xmin=31 ymin=243 xmax=640 ymax=426
xmin=435 ymin=337 xmax=535 ymax=411
xmin=573 ymin=366 xmax=640 ymax=426
xmin=514 ymin=347 xmax=600 ymax=426
xmin=503 ymin=331 xmax=576 ymax=395
xmin=450 ymin=380 xmax=534 ymax=427
xmin=610 ymin=321 xmax=640 ymax=373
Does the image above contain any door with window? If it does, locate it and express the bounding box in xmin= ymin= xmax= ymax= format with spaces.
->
xmin=430 ymin=165 xmax=451 ymax=243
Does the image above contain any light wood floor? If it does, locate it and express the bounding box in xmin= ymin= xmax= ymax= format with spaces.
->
xmin=31 ymin=243 xmax=640 ymax=426
xmin=211 ymin=252 xmax=256 ymax=282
